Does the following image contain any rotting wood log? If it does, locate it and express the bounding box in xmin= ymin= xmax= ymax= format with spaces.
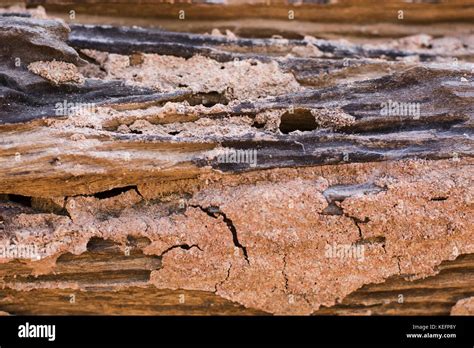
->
xmin=0 ymin=5 xmax=473 ymax=316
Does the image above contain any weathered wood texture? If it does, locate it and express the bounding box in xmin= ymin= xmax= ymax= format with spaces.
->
xmin=314 ymin=253 xmax=474 ymax=316
xmin=22 ymin=0 xmax=474 ymax=23
xmin=0 ymin=6 xmax=473 ymax=315
xmin=0 ymin=238 xmax=266 ymax=315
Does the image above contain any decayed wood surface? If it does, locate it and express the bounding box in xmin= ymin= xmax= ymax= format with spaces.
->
xmin=0 ymin=5 xmax=473 ymax=315
xmin=0 ymin=237 xmax=471 ymax=315
xmin=20 ymin=0 xmax=474 ymax=23
xmin=1 ymin=17 xmax=472 ymax=196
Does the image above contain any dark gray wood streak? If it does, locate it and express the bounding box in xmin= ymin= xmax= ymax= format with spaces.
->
xmin=68 ymin=24 xmax=433 ymax=62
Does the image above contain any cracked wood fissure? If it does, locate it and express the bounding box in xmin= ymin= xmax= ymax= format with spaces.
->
xmin=0 ymin=4 xmax=473 ymax=315
xmin=191 ymin=204 xmax=250 ymax=264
